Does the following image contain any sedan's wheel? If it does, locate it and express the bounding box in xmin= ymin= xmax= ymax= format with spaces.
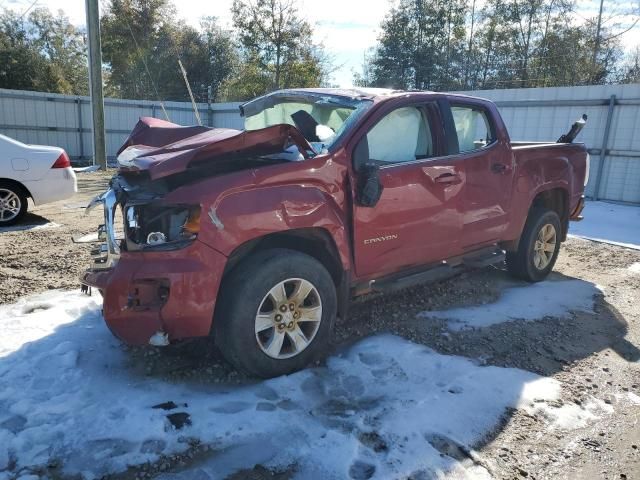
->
xmin=255 ymin=278 xmax=323 ymax=359
xmin=215 ymin=248 xmax=337 ymax=378
xmin=506 ymin=207 xmax=562 ymax=282
xmin=0 ymin=184 xmax=28 ymax=226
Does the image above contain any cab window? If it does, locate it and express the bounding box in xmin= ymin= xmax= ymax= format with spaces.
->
xmin=366 ymin=107 xmax=433 ymax=164
xmin=451 ymin=105 xmax=495 ymax=153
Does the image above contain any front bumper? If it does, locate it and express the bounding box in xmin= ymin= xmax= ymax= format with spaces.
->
xmin=82 ymin=241 xmax=226 ymax=345
xmin=81 ymin=186 xmax=227 ymax=345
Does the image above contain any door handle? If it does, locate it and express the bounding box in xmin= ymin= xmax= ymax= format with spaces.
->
xmin=491 ymin=163 xmax=507 ymax=174
xmin=434 ymin=173 xmax=461 ymax=185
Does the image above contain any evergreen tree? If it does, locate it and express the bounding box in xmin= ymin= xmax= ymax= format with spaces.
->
xmin=101 ymin=0 xmax=236 ymax=102
xmin=0 ymin=8 xmax=88 ymax=94
xmin=226 ymin=0 xmax=330 ymax=98
xmin=364 ymin=0 xmax=468 ymax=90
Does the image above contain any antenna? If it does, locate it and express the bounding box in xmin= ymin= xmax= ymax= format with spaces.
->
xmin=178 ymin=59 xmax=202 ymax=126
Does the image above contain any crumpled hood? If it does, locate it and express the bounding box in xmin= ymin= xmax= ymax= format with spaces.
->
xmin=117 ymin=117 xmax=315 ymax=180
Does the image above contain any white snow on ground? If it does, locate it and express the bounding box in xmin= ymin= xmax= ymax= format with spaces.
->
xmin=419 ymin=279 xmax=600 ymax=331
xmin=0 ymin=222 xmax=61 ymax=233
xmin=73 ymin=165 xmax=101 ymax=173
xmin=628 ymin=262 xmax=640 ymax=274
xmin=569 ymin=200 xmax=640 ymax=250
xmin=0 ymin=290 xmax=615 ymax=479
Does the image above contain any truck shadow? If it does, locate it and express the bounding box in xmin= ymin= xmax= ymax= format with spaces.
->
xmin=337 ymin=267 xmax=640 ymax=474
xmin=343 ymin=268 xmax=640 ymax=372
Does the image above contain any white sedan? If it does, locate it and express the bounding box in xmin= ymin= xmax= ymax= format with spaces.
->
xmin=0 ymin=133 xmax=77 ymax=225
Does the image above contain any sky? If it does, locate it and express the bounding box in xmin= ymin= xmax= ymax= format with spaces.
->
xmin=2 ymin=0 xmax=639 ymax=88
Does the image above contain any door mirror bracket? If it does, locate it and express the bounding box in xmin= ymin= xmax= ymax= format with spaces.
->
xmin=357 ymin=162 xmax=384 ymax=207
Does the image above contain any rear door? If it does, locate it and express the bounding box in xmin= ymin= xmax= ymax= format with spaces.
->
xmin=448 ymin=100 xmax=514 ymax=249
xmin=350 ymin=100 xmax=465 ymax=279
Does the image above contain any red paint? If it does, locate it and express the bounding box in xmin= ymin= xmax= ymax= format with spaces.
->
xmin=118 ymin=119 xmax=313 ymax=180
xmin=82 ymin=90 xmax=588 ymax=345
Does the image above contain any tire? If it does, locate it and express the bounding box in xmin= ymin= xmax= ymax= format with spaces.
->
xmin=506 ymin=207 xmax=562 ymax=282
xmin=214 ymin=248 xmax=337 ymax=378
xmin=0 ymin=181 xmax=28 ymax=226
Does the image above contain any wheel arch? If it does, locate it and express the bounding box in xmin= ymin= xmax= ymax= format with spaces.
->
xmin=530 ymin=187 xmax=569 ymax=240
xmin=0 ymin=178 xmax=32 ymax=200
xmin=219 ymin=227 xmax=350 ymax=323
xmin=502 ymin=186 xmax=570 ymax=252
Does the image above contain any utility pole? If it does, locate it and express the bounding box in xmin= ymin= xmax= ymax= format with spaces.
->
xmin=592 ymin=0 xmax=605 ymax=82
xmin=85 ymin=0 xmax=107 ymax=170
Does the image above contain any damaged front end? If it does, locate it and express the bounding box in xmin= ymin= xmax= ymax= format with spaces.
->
xmin=78 ymin=119 xmax=316 ymax=346
xmin=84 ymin=175 xmax=201 ymax=270
xmin=81 ymin=116 xmax=319 ymax=275
xmin=80 ymin=172 xmax=228 ymax=347
xmin=77 ymin=98 xmax=358 ymax=346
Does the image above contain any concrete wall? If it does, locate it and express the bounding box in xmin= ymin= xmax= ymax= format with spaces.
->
xmin=1 ymin=84 xmax=639 ymax=203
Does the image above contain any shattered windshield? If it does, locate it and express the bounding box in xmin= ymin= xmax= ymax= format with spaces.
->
xmin=242 ymin=93 xmax=373 ymax=155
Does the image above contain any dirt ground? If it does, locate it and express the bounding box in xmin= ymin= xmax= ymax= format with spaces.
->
xmin=0 ymin=172 xmax=638 ymax=480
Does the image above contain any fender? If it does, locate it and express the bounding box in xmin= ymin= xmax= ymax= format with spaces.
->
xmin=504 ymin=150 xmax=573 ymax=242
xmin=206 ymin=185 xmax=350 ymax=269
xmin=163 ymin=156 xmax=351 ymax=272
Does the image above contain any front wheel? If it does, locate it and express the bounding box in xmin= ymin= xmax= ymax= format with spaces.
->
xmin=214 ymin=248 xmax=337 ymax=378
xmin=506 ymin=207 xmax=562 ymax=282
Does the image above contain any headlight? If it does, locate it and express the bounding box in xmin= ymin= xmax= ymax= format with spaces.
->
xmin=124 ymin=204 xmax=201 ymax=251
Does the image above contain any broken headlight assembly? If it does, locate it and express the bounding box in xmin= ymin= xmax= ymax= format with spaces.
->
xmin=124 ymin=204 xmax=201 ymax=251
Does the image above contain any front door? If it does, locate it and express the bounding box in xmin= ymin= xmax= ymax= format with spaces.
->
xmin=350 ymin=103 xmax=465 ymax=279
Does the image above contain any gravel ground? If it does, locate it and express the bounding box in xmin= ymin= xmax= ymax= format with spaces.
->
xmin=0 ymin=172 xmax=638 ymax=480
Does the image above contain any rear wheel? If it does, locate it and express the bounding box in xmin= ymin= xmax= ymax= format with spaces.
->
xmin=0 ymin=182 xmax=28 ymax=226
xmin=214 ymin=248 xmax=336 ymax=378
xmin=506 ymin=207 xmax=561 ymax=282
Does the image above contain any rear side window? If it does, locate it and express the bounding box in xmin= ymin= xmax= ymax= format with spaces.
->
xmin=451 ymin=106 xmax=495 ymax=153
xmin=366 ymin=107 xmax=433 ymax=164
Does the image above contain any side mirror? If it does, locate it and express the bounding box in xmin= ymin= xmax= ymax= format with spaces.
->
xmin=357 ymin=162 xmax=384 ymax=207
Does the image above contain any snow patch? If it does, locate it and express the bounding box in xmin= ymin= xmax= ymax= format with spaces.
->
xmin=0 ymin=291 xmax=100 ymax=358
xmin=569 ymin=200 xmax=640 ymax=250
xmin=628 ymin=262 xmax=640 ymax=274
xmin=527 ymin=398 xmax=613 ymax=430
xmin=73 ymin=165 xmax=101 ymax=173
xmin=0 ymin=222 xmax=61 ymax=233
xmin=419 ymin=279 xmax=600 ymax=331
xmin=0 ymin=291 xmax=612 ymax=479
xmin=620 ymin=392 xmax=640 ymax=405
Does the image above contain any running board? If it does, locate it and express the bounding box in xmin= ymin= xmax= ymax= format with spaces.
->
xmin=351 ymin=247 xmax=505 ymax=297
xmin=462 ymin=248 xmax=505 ymax=268
xmin=352 ymin=263 xmax=462 ymax=297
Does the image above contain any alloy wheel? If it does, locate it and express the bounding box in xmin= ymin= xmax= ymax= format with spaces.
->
xmin=533 ymin=223 xmax=557 ymax=270
xmin=0 ymin=188 xmax=21 ymax=223
xmin=255 ymin=278 xmax=323 ymax=359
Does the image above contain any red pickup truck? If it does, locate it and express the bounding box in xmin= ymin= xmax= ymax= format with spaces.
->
xmin=81 ymin=88 xmax=588 ymax=377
